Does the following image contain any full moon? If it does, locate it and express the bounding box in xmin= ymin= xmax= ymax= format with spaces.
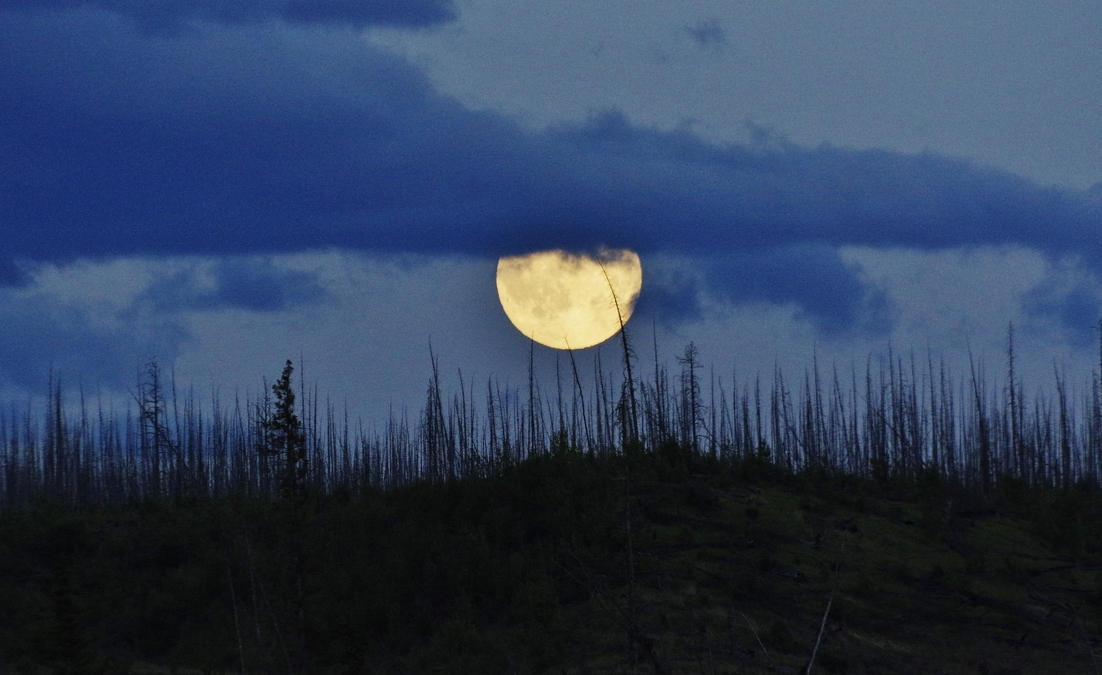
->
xmin=496 ymin=248 xmax=643 ymax=350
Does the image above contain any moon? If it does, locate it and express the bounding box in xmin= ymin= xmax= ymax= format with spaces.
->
xmin=496 ymin=248 xmax=643 ymax=350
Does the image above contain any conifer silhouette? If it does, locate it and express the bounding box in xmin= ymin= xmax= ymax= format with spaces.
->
xmin=259 ymin=360 xmax=307 ymax=502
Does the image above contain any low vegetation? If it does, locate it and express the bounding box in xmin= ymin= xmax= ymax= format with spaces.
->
xmin=2 ymin=445 xmax=1100 ymax=674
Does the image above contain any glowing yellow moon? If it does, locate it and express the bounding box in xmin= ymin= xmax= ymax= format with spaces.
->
xmin=496 ymin=248 xmax=643 ymax=350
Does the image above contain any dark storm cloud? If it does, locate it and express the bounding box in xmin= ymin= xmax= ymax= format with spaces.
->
xmin=1 ymin=7 xmax=1101 ymax=333
xmin=0 ymin=0 xmax=455 ymax=29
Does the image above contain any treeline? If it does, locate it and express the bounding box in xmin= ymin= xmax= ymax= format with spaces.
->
xmin=3 ymin=325 xmax=1102 ymax=507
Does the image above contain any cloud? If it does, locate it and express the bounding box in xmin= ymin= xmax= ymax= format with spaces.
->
xmin=139 ymin=258 xmax=328 ymax=313
xmin=685 ymin=18 xmax=726 ymax=50
xmin=1 ymin=8 xmax=1101 ymax=335
xmin=0 ymin=259 xmax=28 ymax=286
xmin=0 ymin=0 xmax=456 ymax=30
xmin=632 ymin=255 xmax=704 ymax=327
xmin=634 ymin=246 xmax=892 ymax=336
xmin=703 ymin=245 xmax=892 ymax=336
xmin=0 ymin=291 xmax=189 ymax=391
xmin=1023 ymin=273 xmax=1102 ymax=347
xmin=0 ymin=254 xmax=328 ymax=392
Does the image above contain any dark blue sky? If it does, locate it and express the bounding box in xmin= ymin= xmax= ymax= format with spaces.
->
xmin=1 ymin=0 xmax=1101 ymax=417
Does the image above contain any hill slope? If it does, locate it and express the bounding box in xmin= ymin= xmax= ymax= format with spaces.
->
xmin=2 ymin=448 xmax=1100 ymax=674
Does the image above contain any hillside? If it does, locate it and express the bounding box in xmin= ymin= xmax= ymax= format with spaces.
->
xmin=2 ymin=446 xmax=1100 ymax=675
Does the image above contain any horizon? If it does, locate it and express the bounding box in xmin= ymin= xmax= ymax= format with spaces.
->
xmin=5 ymin=315 xmax=1102 ymax=508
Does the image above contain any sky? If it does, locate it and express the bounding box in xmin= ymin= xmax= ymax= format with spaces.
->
xmin=2 ymin=0 xmax=1102 ymax=426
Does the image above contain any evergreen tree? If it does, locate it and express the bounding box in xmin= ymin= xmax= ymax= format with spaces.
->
xmin=259 ymin=360 xmax=308 ymax=502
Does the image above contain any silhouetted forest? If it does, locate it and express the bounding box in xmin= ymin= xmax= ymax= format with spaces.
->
xmin=1 ymin=326 xmax=1101 ymax=674
xmin=3 ymin=324 xmax=1102 ymax=507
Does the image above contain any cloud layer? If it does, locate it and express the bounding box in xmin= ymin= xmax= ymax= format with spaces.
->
xmin=0 ymin=0 xmax=455 ymax=29
xmin=2 ymin=4 xmax=1101 ymax=334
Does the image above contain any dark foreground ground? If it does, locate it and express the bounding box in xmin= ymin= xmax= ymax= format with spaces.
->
xmin=2 ymin=446 xmax=1101 ymax=675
